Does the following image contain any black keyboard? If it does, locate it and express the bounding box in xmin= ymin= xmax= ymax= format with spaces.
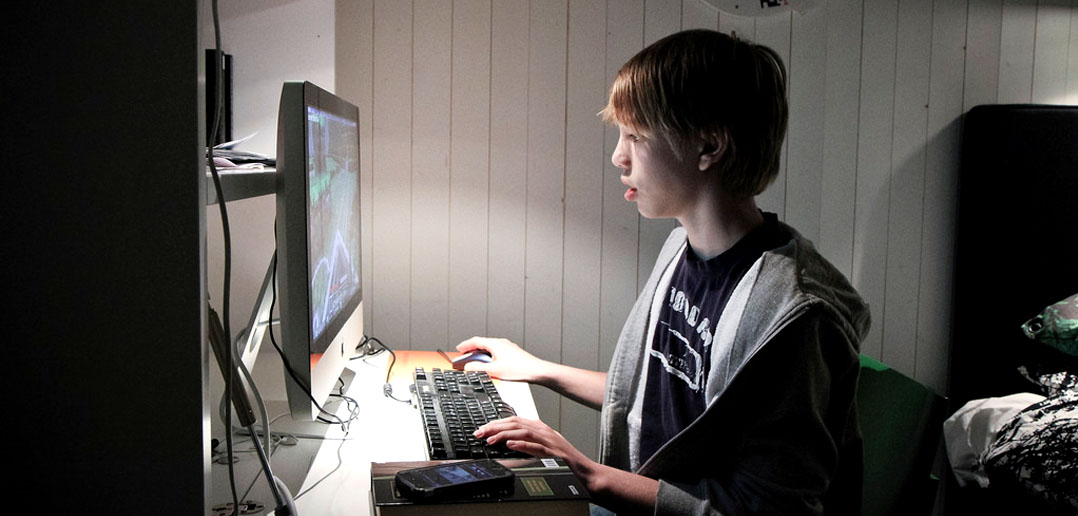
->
xmin=412 ymin=367 xmax=529 ymax=460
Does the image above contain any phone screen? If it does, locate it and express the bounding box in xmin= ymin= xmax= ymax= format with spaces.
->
xmin=413 ymin=461 xmax=497 ymax=487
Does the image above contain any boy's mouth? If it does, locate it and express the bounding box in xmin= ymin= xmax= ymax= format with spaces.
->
xmin=621 ymin=177 xmax=637 ymax=201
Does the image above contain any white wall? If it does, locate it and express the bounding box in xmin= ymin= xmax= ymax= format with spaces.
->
xmin=211 ymin=0 xmax=1078 ymax=460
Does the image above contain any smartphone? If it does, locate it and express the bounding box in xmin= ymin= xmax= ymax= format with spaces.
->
xmin=394 ymin=459 xmax=515 ymax=500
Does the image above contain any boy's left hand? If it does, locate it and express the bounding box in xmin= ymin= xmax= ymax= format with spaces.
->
xmin=474 ymin=416 xmax=594 ymax=474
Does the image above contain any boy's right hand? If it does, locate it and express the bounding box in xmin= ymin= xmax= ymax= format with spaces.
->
xmin=456 ymin=337 xmax=546 ymax=383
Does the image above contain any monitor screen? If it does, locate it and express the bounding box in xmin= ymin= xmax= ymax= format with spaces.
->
xmin=275 ymin=81 xmax=363 ymax=424
xmin=305 ymin=104 xmax=362 ymax=348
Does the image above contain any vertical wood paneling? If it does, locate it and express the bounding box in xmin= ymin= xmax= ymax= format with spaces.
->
xmin=917 ymin=0 xmax=967 ymax=394
xmin=964 ymin=0 xmax=1004 ymax=110
xmin=637 ymin=1 xmax=681 ymax=292
xmin=561 ymin=0 xmax=606 ymax=460
xmin=1069 ymin=1 xmax=1078 ymax=103
xmin=524 ymin=0 xmax=568 ymax=427
xmin=448 ymin=0 xmax=492 ymax=345
xmin=854 ymin=0 xmax=899 ymax=360
xmin=488 ymin=0 xmax=529 ymax=344
xmin=334 ymin=0 xmax=375 ymax=331
xmin=333 ymin=1 xmax=1078 ymax=440
xmin=1032 ymin=0 xmax=1073 ymax=103
xmin=646 ymin=0 xmax=682 ymax=42
xmin=600 ymin=0 xmax=644 ymax=370
xmin=787 ymin=9 xmax=827 ymax=240
xmin=820 ymin=0 xmax=863 ymax=279
xmin=999 ymin=0 xmax=1038 ymax=102
xmin=882 ymin=0 xmax=932 ymax=375
xmin=371 ymin=0 xmax=413 ymax=347
xmin=682 ymin=0 xmax=718 ymax=29
xmin=755 ymin=13 xmax=792 ymax=220
xmin=719 ymin=11 xmax=756 ymax=40
xmin=411 ymin=0 xmax=452 ymax=349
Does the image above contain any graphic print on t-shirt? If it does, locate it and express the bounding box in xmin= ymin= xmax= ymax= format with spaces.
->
xmin=650 ymin=282 xmax=717 ymax=393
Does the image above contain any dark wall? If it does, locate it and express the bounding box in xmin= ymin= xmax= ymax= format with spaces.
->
xmin=951 ymin=104 xmax=1078 ymax=407
xmin=5 ymin=2 xmax=208 ymax=512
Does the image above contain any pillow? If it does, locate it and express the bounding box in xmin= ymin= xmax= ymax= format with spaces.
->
xmin=943 ymin=392 xmax=1046 ymax=488
xmin=982 ymin=373 xmax=1078 ymax=512
xmin=1022 ymin=293 xmax=1078 ymax=357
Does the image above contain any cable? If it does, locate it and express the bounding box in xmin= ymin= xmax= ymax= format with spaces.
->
xmin=352 ymin=335 xmax=395 ymax=383
xmin=319 ymin=378 xmax=361 ymax=427
xmin=238 ymin=343 xmax=275 ymax=460
xmin=206 ymin=5 xmax=296 ymax=514
xmin=436 ymin=348 xmax=453 ymax=365
xmin=216 ymin=334 xmax=276 ymax=464
xmin=265 ymin=248 xmax=354 ymax=428
xmin=354 ymin=336 xmax=413 ymax=405
xmin=204 ymin=1 xmax=241 ymax=513
xmin=294 ymin=434 xmax=349 ymax=500
xmin=382 ymin=383 xmax=413 ymax=405
xmin=291 ymin=375 xmax=360 ymax=501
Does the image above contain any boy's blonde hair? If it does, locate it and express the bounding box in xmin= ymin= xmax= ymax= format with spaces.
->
xmin=600 ymin=29 xmax=788 ymax=198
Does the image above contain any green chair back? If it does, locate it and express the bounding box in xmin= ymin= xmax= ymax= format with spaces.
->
xmin=857 ymin=355 xmax=948 ymax=516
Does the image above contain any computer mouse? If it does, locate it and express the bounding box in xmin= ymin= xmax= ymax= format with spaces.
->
xmin=451 ymin=350 xmax=492 ymax=370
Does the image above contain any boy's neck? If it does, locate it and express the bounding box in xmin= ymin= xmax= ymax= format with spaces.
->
xmin=679 ymin=196 xmax=764 ymax=262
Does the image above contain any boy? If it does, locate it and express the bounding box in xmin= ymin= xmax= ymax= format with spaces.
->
xmin=460 ymin=29 xmax=869 ymax=515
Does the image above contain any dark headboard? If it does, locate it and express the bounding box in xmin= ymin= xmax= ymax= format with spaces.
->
xmin=950 ymin=104 xmax=1078 ymax=412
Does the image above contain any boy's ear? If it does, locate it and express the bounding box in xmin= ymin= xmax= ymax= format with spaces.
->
xmin=697 ymin=131 xmax=728 ymax=171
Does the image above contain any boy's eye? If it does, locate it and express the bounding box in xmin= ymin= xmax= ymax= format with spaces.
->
xmin=627 ymin=134 xmax=641 ymax=143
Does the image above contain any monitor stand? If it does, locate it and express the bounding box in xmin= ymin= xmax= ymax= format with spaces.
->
xmin=228 ymin=258 xmax=361 ymax=442
xmin=238 ymin=368 xmax=357 ymax=441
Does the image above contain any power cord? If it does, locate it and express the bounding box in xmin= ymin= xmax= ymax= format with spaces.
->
xmin=204 ymin=1 xmax=243 ymax=512
xmin=320 ymin=377 xmax=361 ymax=428
xmin=352 ymin=336 xmax=412 ymax=405
xmin=265 ymin=247 xmax=355 ymax=428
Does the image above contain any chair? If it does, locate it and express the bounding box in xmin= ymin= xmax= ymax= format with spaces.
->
xmin=857 ymin=354 xmax=948 ymax=516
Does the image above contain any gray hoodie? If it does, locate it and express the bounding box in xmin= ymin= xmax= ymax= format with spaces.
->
xmin=599 ymin=225 xmax=871 ymax=515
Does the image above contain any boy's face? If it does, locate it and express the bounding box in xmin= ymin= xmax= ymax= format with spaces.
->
xmin=611 ymin=124 xmax=704 ymax=221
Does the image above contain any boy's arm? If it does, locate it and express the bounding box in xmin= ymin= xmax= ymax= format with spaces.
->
xmin=458 ymin=337 xmax=607 ymax=409
xmin=529 ymin=361 xmax=607 ymax=410
xmin=476 ymin=416 xmax=659 ymax=513
xmin=581 ymin=462 xmax=661 ymax=513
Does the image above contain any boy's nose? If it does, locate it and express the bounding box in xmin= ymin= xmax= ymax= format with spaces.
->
xmin=611 ymin=139 xmax=630 ymax=170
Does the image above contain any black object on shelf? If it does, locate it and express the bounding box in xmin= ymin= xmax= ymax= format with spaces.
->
xmin=206 ymin=49 xmax=233 ymax=146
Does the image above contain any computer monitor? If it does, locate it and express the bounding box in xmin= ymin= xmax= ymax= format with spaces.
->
xmin=274 ymin=80 xmax=364 ymax=425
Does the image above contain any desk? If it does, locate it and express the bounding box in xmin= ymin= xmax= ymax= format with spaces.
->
xmin=213 ymin=350 xmax=539 ymax=515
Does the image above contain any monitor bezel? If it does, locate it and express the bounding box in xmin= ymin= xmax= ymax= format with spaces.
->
xmin=275 ymin=80 xmax=363 ymax=423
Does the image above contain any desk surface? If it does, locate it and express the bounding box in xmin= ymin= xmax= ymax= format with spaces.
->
xmin=272 ymin=350 xmax=538 ymax=515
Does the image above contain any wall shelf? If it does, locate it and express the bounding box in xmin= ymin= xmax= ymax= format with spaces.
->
xmin=205 ymin=168 xmax=276 ymax=204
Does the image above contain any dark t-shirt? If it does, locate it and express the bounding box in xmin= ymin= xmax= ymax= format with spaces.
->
xmin=638 ymin=212 xmax=789 ymax=464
